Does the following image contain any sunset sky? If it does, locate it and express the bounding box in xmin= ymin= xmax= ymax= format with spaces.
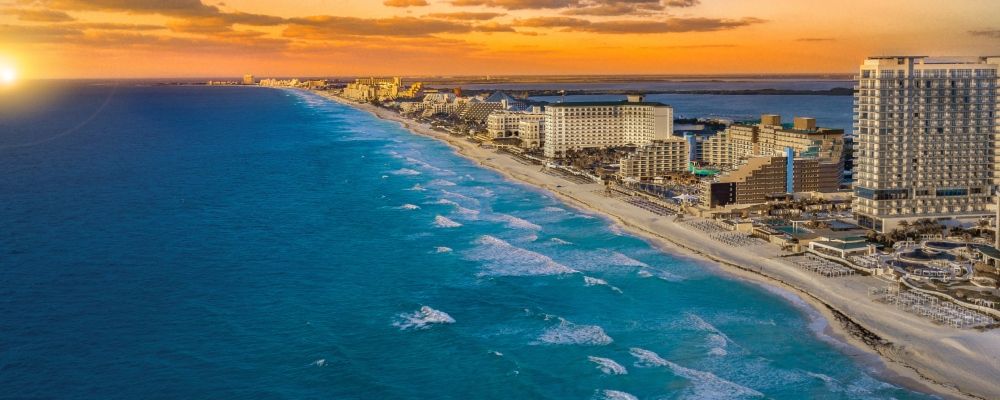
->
xmin=1 ymin=0 xmax=999 ymax=79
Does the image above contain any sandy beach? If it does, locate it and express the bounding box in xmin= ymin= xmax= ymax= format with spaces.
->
xmin=317 ymin=91 xmax=1000 ymax=400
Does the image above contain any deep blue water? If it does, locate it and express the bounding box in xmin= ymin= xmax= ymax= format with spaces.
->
xmin=0 ymin=85 xmax=928 ymax=399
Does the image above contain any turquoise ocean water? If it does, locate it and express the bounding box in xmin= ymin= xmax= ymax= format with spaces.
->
xmin=0 ymin=85 xmax=929 ymax=399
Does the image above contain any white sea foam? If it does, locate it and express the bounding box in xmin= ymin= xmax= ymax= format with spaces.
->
xmin=588 ymin=356 xmax=628 ymax=375
xmin=608 ymin=225 xmax=625 ymax=236
xmin=434 ymin=246 xmax=453 ymax=253
xmin=599 ymin=390 xmax=638 ymax=400
xmin=429 ymin=178 xmax=457 ymax=186
xmin=389 ymin=168 xmax=421 ymax=176
xmin=688 ymin=314 xmax=734 ymax=357
xmin=608 ymin=252 xmax=648 ymax=267
xmin=629 ymin=347 xmax=764 ymax=399
xmin=440 ymin=189 xmax=478 ymax=204
xmin=637 ymin=268 xmax=684 ymax=282
xmin=541 ymin=206 xmax=566 ymax=213
xmin=407 ymin=184 xmax=427 ymax=191
xmin=393 ymin=306 xmax=456 ymax=330
xmin=396 ymin=204 xmax=420 ymax=210
xmin=434 ymin=215 xmax=462 ymax=228
xmin=430 ymin=198 xmax=461 ymax=206
xmin=538 ymin=319 xmax=613 ymax=346
xmin=490 ymin=214 xmax=542 ymax=230
xmin=549 ymin=237 xmax=572 ymax=245
xmin=466 ymin=235 xmax=577 ymax=276
xmin=311 ymin=359 xmax=327 ymax=367
xmin=583 ymin=276 xmax=623 ymax=294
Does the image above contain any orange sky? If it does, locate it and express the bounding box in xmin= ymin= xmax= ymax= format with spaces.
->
xmin=1 ymin=0 xmax=999 ymax=79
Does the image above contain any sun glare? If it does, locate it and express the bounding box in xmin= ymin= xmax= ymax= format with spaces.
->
xmin=2 ymin=67 xmax=16 ymax=85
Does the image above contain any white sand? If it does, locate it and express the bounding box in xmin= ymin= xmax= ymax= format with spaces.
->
xmin=318 ymin=91 xmax=1000 ymax=400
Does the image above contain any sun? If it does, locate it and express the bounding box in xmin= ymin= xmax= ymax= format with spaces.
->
xmin=1 ymin=67 xmax=16 ymax=85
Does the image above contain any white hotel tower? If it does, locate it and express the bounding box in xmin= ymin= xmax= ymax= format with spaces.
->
xmin=543 ymin=95 xmax=673 ymax=158
xmin=853 ymin=56 xmax=1000 ymax=232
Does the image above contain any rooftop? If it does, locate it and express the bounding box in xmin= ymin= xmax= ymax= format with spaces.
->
xmin=546 ymin=100 xmax=670 ymax=108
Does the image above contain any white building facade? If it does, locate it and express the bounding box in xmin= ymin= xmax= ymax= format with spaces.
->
xmin=543 ymin=95 xmax=673 ymax=158
xmin=618 ymin=138 xmax=690 ymax=179
xmin=853 ymin=56 xmax=1000 ymax=232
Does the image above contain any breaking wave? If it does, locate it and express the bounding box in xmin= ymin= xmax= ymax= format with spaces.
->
xmin=490 ymin=214 xmax=542 ymax=230
xmin=549 ymin=237 xmax=572 ymax=245
xmin=599 ymin=390 xmax=638 ymax=400
xmin=588 ymin=356 xmax=628 ymax=375
xmin=393 ymin=306 xmax=456 ymax=330
xmin=466 ymin=235 xmax=577 ymax=277
xmin=434 ymin=246 xmax=453 ymax=253
xmin=583 ymin=276 xmax=623 ymax=294
xmin=537 ymin=318 xmax=613 ymax=346
xmin=396 ymin=204 xmax=420 ymax=210
xmin=434 ymin=215 xmax=462 ymax=228
xmin=629 ymin=347 xmax=764 ymax=399
xmin=389 ymin=168 xmax=421 ymax=176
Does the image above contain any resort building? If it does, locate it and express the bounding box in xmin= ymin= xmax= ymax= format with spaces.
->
xmin=342 ymin=77 xmax=417 ymax=102
xmin=852 ymin=56 xmax=1000 ymax=232
xmin=702 ymin=154 xmax=842 ymax=207
xmin=486 ymin=107 xmax=546 ymax=142
xmin=242 ymin=74 xmax=254 ymax=85
xmin=618 ymin=138 xmax=690 ymax=179
xmin=543 ymin=95 xmax=673 ymax=158
xmin=727 ymin=115 xmax=845 ymax=169
xmin=701 ymin=131 xmax=732 ymax=169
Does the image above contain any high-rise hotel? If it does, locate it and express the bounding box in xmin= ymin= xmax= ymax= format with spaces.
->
xmin=853 ymin=56 xmax=999 ymax=232
xmin=543 ymin=95 xmax=673 ymax=158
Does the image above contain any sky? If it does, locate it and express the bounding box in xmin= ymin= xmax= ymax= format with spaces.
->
xmin=0 ymin=0 xmax=999 ymax=79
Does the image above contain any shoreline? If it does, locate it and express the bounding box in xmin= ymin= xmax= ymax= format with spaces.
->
xmin=307 ymin=89 xmax=999 ymax=400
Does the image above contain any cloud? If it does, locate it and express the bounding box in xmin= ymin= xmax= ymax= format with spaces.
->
xmin=796 ymin=37 xmax=835 ymax=42
xmin=665 ymin=0 xmax=699 ymax=7
xmin=284 ymin=16 xmax=475 ymax=38
xmin=515 ymin=16 xmax=764 ymax=33
xmin=425 ymin=12 xmax=505 ymax=20
xmin=4 ymin=8 xmax=76 ymax=22
xmin=44 ymin=0 xmax=220 ymax=16
xmin=450 ymin=0 xmax=579 ymax=10
xmin=969 ymin=29 xmax=1000 ymax=38
xmin=384 ymin=0 xmax=429 ymax=6
xmin=0 ymin=24 xmax=81 ymax=42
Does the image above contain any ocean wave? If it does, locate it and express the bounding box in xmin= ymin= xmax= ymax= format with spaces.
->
xmin=583 ymin=276 xmax=623 ymax=294
xmin=395 ymin=204 xmax=420 ymax=210
xmin=429 ymin=198 xmax=461 ymax=206
xmin=393 ymin=306 xmax=456 ymax=330
xmin=434 ymin=215 xmax=462 ymax=228
xmin=607 ymin=252 xmax=648 ymax=267
xmin=688 ymin=314 xmax=734 ymax=357
xmin=541 ymin=206 xmax=566 ymax=213
xmin=429 ymin=178 xmax=457 ymax=186
xmin=537 ymin=319 xmax=613 ymax=346
xmin=549 ymin=237 xmax=572 ymax=245
xmin=588 ymin=356 xmax=628 ymax=375
xmin=434 ymin=246 xmax=453 ymax=253
xmin=310 ymin=359 xmax=327 ymax=367
xmin=407 ymin=184 xmax=427 ymax=191
xmin=637 ymin=268 xmax=685 ymax=282
xmin=489 ymin=214 xmax=542 ymax=230
xmin=599 ymin=390 xmax=637 ymax=400
xmin=466 ymin=235 xmax=577 ymax=276
xmin=389 ymin=168 xmax=421 ymax=176
xmin=629 ymin=347 xmax=764 ymax=399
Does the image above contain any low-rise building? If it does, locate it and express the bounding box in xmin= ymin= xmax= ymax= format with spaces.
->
xmin=619 ymin=138 xmax=690 ymax=179
xmin=702 ymin=154 xmax=842 ymax=208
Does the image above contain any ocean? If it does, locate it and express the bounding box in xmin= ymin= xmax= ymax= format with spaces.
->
xmin=0 ymin=84 xmax=928 ymax=399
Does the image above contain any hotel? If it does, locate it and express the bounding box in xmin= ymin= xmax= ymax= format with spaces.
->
xmin=852 ymin=56 xmax=1000 ymax=232
xmin=618 ymin=138 xmax=690 ymax=179
xmin=543 ymin=95 xmax=673 ymax=158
